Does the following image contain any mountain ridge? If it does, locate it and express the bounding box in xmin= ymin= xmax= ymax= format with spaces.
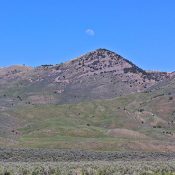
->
xmin=0 ymin=48 xmax=173 ymax=106
xmin=0 ymin=48 xmax=173 ymax=73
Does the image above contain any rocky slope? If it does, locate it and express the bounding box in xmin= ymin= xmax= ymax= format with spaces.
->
xmin=0 ymin=49 xmax=171 ymax=107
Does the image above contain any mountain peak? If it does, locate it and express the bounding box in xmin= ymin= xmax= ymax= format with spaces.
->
xmin=94 ymin=48 xmax=115 ymax=53
xmin=72 ymin=48 xmax=145 ymax=75
xmin=86 ymin=48 xmax=121 ymax=59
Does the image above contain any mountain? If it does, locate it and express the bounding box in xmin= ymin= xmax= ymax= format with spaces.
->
xmin=0 ymin=49 xmax=170 ymax=107
xmin=0 ymin=48 xmax=175 ymax=151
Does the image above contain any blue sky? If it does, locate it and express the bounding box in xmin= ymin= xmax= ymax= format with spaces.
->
xmin=0 ymin=0 xmax=175 ymax=71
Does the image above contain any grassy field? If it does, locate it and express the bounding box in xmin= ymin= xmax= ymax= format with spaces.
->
xmin=1 ymin=161 xmax=175 ymax=175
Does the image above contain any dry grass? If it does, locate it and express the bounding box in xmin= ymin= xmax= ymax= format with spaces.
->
xmin=1 ymin=161 xmax=175 ymax=175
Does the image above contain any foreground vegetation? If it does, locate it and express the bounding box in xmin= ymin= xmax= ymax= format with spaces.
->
xmin=1 ymin=161 xmax=175 ymax=175
xmin=1 ymin=148 xmax=175 ymax=174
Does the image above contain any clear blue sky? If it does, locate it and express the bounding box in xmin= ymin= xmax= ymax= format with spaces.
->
xmin=0 ymin=0 xmax=175 ymax=71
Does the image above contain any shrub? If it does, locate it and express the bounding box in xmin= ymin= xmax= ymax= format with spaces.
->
xmin=169 ymin=97 xmax=173 ymax=101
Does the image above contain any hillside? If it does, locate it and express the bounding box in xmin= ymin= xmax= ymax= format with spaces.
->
xmin=0 ymin=49 xmax=175 ymax=151
xmin=1 ymin=87 xmax=175 ymax=151
xmin=0 ymin=49 xmax=170 ymax=107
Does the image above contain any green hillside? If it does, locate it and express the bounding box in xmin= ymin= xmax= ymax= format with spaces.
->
xmin=1 ymin=88 xmax=175 ymax=151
